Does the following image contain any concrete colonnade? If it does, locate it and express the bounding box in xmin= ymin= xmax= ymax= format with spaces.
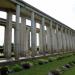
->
xmin=0 ymin=1 xmax=74 ymax=60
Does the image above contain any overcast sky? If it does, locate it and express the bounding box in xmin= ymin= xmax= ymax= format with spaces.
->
xmin=23 ymin=0 xmax=75 ymax=30
xmin=0 ymin=0 xmax=75 ymax=45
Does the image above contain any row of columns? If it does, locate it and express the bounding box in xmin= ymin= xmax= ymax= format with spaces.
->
xmin=3 ymin=4 xmax=75 ymax=60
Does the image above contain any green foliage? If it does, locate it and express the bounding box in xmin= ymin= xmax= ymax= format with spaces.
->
xmin=50 ymin=69 xmax=60 ymax=75
xmin=57 ymin=56 xmax=63 ymax=60
xmin=0 ymin=66 xmax=8 ymax=75
xmin=21 ymin=62 xmax=33 ymax=69
xmin=38 ymin=59 xmax=49 ymax=65
xmin=12 ymin=64 xmax=22 ymax=72
xmin=48 ymin=57 xmax=56 ymax=62
xmin=38 ymin=59 xmax=44 ymax=65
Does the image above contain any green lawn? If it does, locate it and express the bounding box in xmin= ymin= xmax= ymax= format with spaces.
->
xmin=9 ymin=54 xmax=75 ymax=75
xmin=62 ymin=67 xmax=75 ymax=75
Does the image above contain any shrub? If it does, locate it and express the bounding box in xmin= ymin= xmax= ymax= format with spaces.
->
xmin=60 ymin=66 xmax=68 ymax=71
xmin=0 ymin=66 xmax=8 ymax=75
xmin=72 ymin=53 xmax=75 ymax=55
xmin=12 ymin=64 xmax=22 ymax=72
xmin=8 ymin=69 xmax=15 ymax=73
xmin=57 ymin=56 xmax=64 ymax=60
xmin=68 ymin=62 xmax=74 ymax=66
xmin=21 ymin=62 xmax=33 ymax=69
xmin=64 ymin=64 xmax=71 ymax=69
xmin=38 ymin=59 xmax=48 ymax=65
xmin=44 ymin=60 xmax=48 ymax=64
xmin=48 ymin=57 xmax=56 ymax=62
xmin=48 ymin=58 xmax=53 ymax=62
xmin=50 ymin=70 xmax=60 ymax=75
xmin=72 ymin=61 xmax=75 ymax=64
xmin=38 ymin=59 xmax=45 ymax=65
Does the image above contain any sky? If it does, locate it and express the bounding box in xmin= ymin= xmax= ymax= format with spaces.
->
xmin=0 ymin=0 xmax=75 ymax=45
xmin=23 ymin=0 xmax=75 ymax=29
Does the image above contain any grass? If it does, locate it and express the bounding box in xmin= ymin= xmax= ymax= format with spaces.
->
xmin=8 ymin=53 xmax=75 ymax=75
xmin=62 ymin=67 xmax=75 ymax=75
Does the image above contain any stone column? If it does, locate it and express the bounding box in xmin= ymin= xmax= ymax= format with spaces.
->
xmin=25 ymin=28 xmax=29 ymax=56
xmin=69 ymin=30 xmax=72 ymax=51
xmin=70 ymin=31 xmax=73 ymax=51
xmin=42 ymin=17 xmax=46 ymax=55
xmin=62 ymin=28 xmax=66 ymax=53
xmin=61 ymin=26 xmax=64 ymax=53
xmin=51 ymin=25 xmax=57 ymax=53
xmin=45 ymin=30 xmax=47 ymax=53
xmin=4 ymin=11 xmax=12 ymax=59
xmin=39 ymin=24 xmax=43 ymax=54
xmin=31 ymin=12 xmax=36 ymax=56
xmin=72 ymin=32 xmax=75 ymax=51
xmin=56 ymin=24 xmax=59 ymax=53
xmin=50 ymin=20 xmax=53 ymax=53
xmin=59 ymin=28 xmax=63 ymax=53
xmin=68 ymin=30 xmax=70 ymax=52
xmin=14 ymin=4 xmax=20 ymax=59
xmin=56 ymin=25 xmax=62 ymax=53
xmin=39 ymin=17 xmax=46 ymax=55
xmin=68 ymin=30 xmax=71 ymax=52
xmin=64 ymin=29 xmax=68 ymax=52
xmin=74 ymin=32 xmax=75 ymax=51
xmin=20 ymin=16 xmax=26 ymax=57
xmin=28 ymin=30 xmax=30 ymax=50
xmin=25 ymin=29 xmax=30 ymax=57
xmin=65 ymin=29 xmax=69 ymax=52
xmin=46 ymin=25 xmax=51 ymax=54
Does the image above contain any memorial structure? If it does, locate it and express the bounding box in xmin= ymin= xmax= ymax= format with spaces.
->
xmin=0 ymin=0 xmax=75 ymax=62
